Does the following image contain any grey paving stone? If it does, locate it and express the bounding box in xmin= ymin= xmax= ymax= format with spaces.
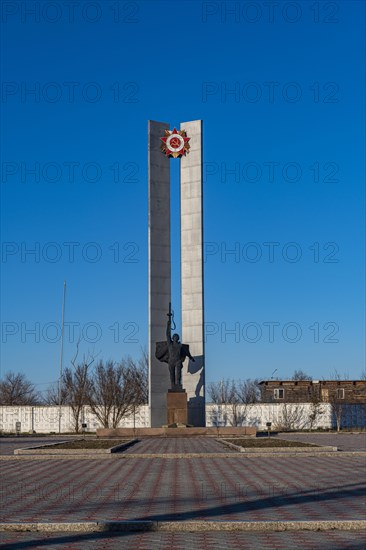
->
xmin=1 ymin=530 xmax=366 ymax=550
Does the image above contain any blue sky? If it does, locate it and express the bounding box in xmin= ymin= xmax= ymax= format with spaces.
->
xmin=1 ymin=0 xmax=365 ymax=395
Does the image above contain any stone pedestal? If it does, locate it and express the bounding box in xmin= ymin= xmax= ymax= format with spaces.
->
xmin=167 ymin=391 xmax=188 ymax=426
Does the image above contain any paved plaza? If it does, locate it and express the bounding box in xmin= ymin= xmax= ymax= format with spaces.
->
xmin=1 ymin=434 xmax=365 ymax=549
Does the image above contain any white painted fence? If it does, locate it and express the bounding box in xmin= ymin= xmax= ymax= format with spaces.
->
xmin=1 ymin=403 xmax=365 ymax=433
xmin=210 ymin=402 xmax=366 ymax=430
xmin=0 ymin=405 xmax=150 ymax=433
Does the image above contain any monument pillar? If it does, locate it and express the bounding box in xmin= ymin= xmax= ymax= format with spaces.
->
xmin=149 ymin=120 xmax=205 ymax=427
xmin=148 ymin=120 xmax=171 ymax=428
xmin=180 ymin=120 xmax=205 ymax=426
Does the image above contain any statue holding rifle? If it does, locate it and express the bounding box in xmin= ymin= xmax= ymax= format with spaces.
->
xmin=155 ymin=303 xmax=195 ymax=391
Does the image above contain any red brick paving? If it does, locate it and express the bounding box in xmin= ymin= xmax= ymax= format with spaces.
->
xmin=1 ymin=438 xmax=365 ymax=523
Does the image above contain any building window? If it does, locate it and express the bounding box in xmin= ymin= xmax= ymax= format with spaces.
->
xmin=337 ymin=388 xmax=345 ymax=399
xmin=274 ymin=388 xmax=284 ymax=399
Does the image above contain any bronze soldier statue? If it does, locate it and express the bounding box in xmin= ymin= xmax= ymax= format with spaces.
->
xmin=155 ymin=304 xmax=195 ymax=391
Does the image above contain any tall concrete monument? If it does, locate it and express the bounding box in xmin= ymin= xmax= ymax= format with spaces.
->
xmin=148 ymin=120 xmax=205 ymax=427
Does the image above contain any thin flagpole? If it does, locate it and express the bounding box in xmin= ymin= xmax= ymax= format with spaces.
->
xmin=58 ymin=280 xmax=66 ymax=434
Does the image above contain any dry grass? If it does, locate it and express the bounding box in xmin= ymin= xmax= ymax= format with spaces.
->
xmin=222 ymin=438 xmax=318 ymax=448
xmin=48 ymin=439 xmax=129 ymax=449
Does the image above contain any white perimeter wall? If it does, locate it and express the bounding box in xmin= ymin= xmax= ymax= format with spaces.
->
xmin=206 ymin=403 xmax=364 ymax=430
xmin=0 ymin=406 xmax=150 ymax=433
xmin=1 ymin=403 xmax=365 ymax=433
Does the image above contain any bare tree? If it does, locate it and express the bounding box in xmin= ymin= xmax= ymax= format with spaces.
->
xmin=292 ymin=369 xmax=312 ymax=381
xmin=124 ymin=349 xmax=149 ymax=406
xmin=207 ymin=378 xmax=259 ymax=427
xmin=308 ymin=394 xmax=324 ymax=430
xmin=64 ymin=364 xmax=92 ymax=433
xmin=299 ymin=383 xmax=324 ymax=430
xmin=230 ymin=379 xmax=260 ymax=426
xmin=274 ymin=403 xmax=307 ymax=431
xmin=329 ymin=393 xmax=344 ymax=432
xmin=43 ymin=347 xmax=148 ymax=431
xmin=236 ymin=379 xmax=261 ymax=403
xmin=207 ymin=379 xmax=232 ymax=426
xmin=43 ymin=382 xmax=69 ymax=406
xmin=61 ymin=345 xmax=95 ymax=433
xmin=88 ymin=359 xmax=141 ymax=428
xmin=330 ymin=369 xmax=349 ymax=380
xmin=207 ymin=378 xmax=231 ymax=404
xmin=326 ymin=370 xmax=345 ymax=431
xmin=122 ymin=351 xmax=149 ymax=429
xmin=0 ymin=372 xmax=40 ymax=405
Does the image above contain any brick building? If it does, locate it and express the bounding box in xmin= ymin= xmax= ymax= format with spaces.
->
xmin=259 ymin=380 xmax=366 ymax=404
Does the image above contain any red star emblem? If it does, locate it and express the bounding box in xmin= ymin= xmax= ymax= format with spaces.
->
xmin=160 ymin=127 xmax=190 ymax=158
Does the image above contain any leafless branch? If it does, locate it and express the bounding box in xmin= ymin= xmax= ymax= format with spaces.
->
xmin=0 ymin=372 xmax=40 ymax=405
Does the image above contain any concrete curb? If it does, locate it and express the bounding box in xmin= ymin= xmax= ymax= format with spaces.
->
xmin=217 ymin=439 xmax=338 ymax=453
xmin=2 ymin=451 xmax=366 ymax=460
xmin=1 ymin=520 xmax=365 ymax=533
xmin=97 ymin=427 xmax=257 ymax=437
xmin=14 ymin=439 xmax=137 ymax=455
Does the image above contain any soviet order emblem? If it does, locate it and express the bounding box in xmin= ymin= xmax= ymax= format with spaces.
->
xmin=160 ymin=127 xmax=190 ymax=158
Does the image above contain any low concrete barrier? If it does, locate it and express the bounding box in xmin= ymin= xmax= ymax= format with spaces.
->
xmin=0 ymin=520 xmax=365 ymax=532
xmin=218 ymin=439 xmax=338 ymax=453
xmin=14 ymin=439 xmax=137 ymax=455
xmin=96 ymin=426 xmax=256 ymax=438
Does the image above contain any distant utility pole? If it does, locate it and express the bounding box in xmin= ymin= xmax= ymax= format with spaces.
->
xmin=58 ymin=281 xmax=66 ymax=434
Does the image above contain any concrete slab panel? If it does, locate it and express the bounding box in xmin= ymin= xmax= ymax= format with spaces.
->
xmin=148 ymin=120 xmax=171 ymax=427
xmin=180 ymin=120 xmax=205 ymax=427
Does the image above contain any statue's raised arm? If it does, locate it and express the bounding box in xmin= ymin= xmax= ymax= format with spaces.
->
xmin=166 ymin=316 xmax=172 ymax=343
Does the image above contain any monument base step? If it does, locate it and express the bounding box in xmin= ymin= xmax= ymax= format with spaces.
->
xmin=162 ymin=423 xmax=194 ymax=429
xmin=97 ymin=427 xmax=257 ymax=438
